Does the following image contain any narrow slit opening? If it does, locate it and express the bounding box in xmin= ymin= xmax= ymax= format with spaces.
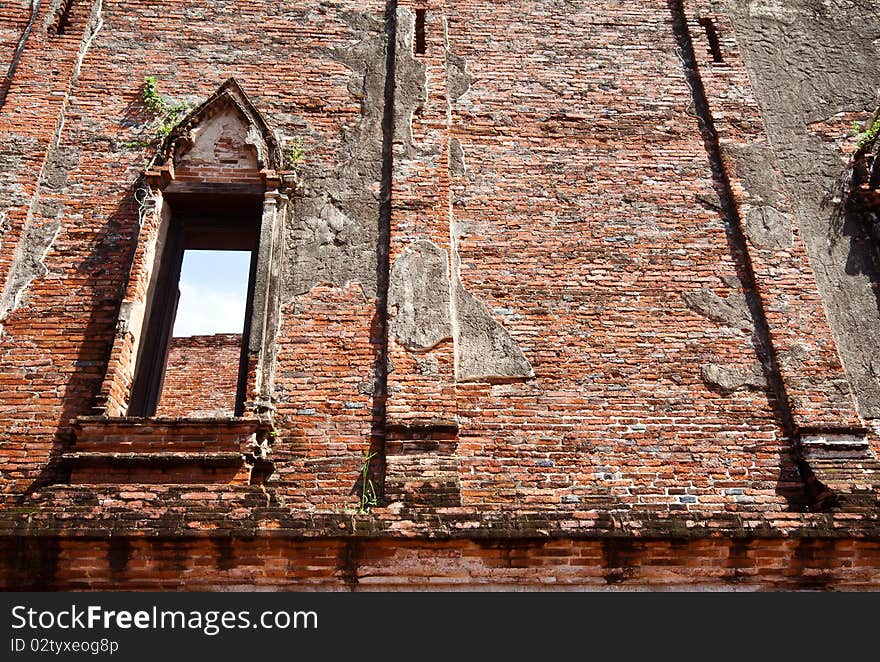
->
xmin=415 ymin=9 xmax=427 ymax=55
xmin=698 ymin=17 xmax=724 ymax=63
xmin=49 ymin=0 xmax=75 ymax=37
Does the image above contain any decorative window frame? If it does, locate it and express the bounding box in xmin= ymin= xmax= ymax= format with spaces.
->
xmin=95 ymin=78 xmax=294 ymax=420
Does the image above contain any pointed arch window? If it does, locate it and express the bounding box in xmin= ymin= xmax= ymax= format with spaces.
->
xmin=98 ymin=78 xmax=292 ymax=419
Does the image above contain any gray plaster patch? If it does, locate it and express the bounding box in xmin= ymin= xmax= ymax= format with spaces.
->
xmin=446 ymin=52 xmax=473 ymax=101
xmin=696 ymin=191 xmax=723 ymax=211
xmin=724 ymin=0 xmax=880 ymax=416
xmin=723 ymin=143 xmax=788 ymax=209
xmin=287 ymin=187 xmax=380 ymax=297
xmin=39 ymin=145 xmax=79 ymax=191
xmin=745 ymin=0 xmax=799 ymax=25
xmin=0 ymin=219 xmax=61 ymax=321
xmin=388 ymin=240 xmax=452 ymax=351
xmin=449 ymin=138 xmax=466 ymax=177
xmin=43 ymin=0 xmax=65 ymax=30
xmin=682 ymin=287 xmax=754 ymax=331
xmin=303 ymin=200 xmax=355 ymax=248
xmin=393 ymin=8 xmax=428 ymax=158
xmin=36 ymin=198 xmax=63 ymax=220
xmin=701 ymin=363 xmax=766 ymax=392
xmin=0 ymin=135 xmax=40 ymax=208
xmin=743 ymin=205 xmax=794 ymax=249
xmin=455 ymin=282 xmax=534 ymax=382
xmin=285 ymin=12 xmax=388 ymax=298
xmin=777 ymin=342 xmax=853 ymax=398
xmin=416 ymin=355 xmax=440 ymax=376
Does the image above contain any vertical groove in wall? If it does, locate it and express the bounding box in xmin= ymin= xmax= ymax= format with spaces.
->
xmin=368 ymin=0 xmax=399 ymax=501
xmin=666 ymin=1 xmax=817 ymax=505
xmin=0 ymin=0 xmax=42 ymax=111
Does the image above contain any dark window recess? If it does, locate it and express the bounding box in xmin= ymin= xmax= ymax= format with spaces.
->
xmin=415 ymin=9 xmax=427 ymax=55
xmin=49 ymin=0 xmax=75 ymax=36
xmin=698 ymin=17 xmax=724 ymax=63
xmin=128 ymin=193 xmax=261 ymax=418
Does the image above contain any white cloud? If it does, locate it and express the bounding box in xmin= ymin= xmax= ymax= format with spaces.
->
xmin=172 ymin=280 xmax=246 ymax=337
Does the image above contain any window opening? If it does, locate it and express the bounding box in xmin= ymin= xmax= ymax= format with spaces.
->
xmin=415 ymin=9 xmax=427 ymax=55
xmin=128 ymin=196 xmax=261 ymax=419
xmin=698 ymin=17 xmax=724 ymax=63
xmin=151 ymin=250 xmax=252 ymax=418
xmin=172 ymin=250 xmax=250 ymax=337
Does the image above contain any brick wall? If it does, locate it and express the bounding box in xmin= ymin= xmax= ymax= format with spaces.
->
xmin=3 ymin=534 xmax=880 ymax=591
xmin=156 ymin=334 xmax=242 ymax=418
xmin=0 ymin=0 xmax=878 ymax=589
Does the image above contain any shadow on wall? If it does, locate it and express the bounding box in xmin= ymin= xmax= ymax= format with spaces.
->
xmin=666 ymin=0 xmax=810 ymax=511
xmin=22 ymin=181 xmax=142 ymax=498
xmin=838 ymin=195 xmax=880 ymax=320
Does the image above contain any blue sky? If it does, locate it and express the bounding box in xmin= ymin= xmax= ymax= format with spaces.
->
xmin=172 ymin=250 xmax=250 ymax=337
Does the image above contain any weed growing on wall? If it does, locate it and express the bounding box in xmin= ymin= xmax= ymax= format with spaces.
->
xmin=283 ymin=136 xmax=306 ymax=171
xmin=854 ymin=116 xmax=880 ymax=150
xmin=358 ymin=450 xmax=379 ymax=512
xmin=124 ymin=77 xmax=197 ymax=150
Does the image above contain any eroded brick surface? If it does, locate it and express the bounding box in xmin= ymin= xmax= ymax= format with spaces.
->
xmin=157 ymin=334 xmax=241 ymax=418
xmin=1 ymin=0 xmax=879 ymax=589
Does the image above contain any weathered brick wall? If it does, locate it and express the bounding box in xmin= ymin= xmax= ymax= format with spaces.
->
xmin=3 ymin=534 xmax=880 ymax=591
xmin=0 ymin=0 xmax=387 ymax=498
xmin=0 ymin=2 xmax=32 ymax=100
xmin=156 ymin=334 xmax=241 ymax=418
xmin=0 ymin=0 xmax=878 ymax=589
xmin=440 ymin=1 xmax=802 ymax=512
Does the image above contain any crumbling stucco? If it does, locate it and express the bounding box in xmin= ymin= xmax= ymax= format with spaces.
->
xmin=724 ymin=0 xmax=880 ymax=417
xmin=449 ymin=138 xmax=466 ymax=177
xmin=388 ymin=240 xmax=452 ymax=351
xmin=722 ymin=144 xmax=794 ymax=250
xmin=0 ymin=0 xmax=102 ymax=329
xmin=0 ymin=219 xmax=61 ymax=323
xmin=0 ymin=212 xmax=8 ymax=249
xmin=439 ymin=34 xmax=529 ymax=382
xmin=701 ymin=363 xmax=766 ymax=393
xmin=302 ymin=201 xmax=355 ymax=250
xmin=0 ymin=144 xmax=80 ymax=321
xmin=743 ymin=205 xmax=794 ymax=250
xmin=455 ymin=282 xmax=534 ymax=382
xmin=724 ymin=144 xmax=790 ymax=210
xmin=284 ymin=12 xmax=388 ymax=299
xmin=393 ymin=9 xmax=428 ymax=158
xmin=446 ymin=52 xmax=473 ymax=102
xmin=39 ymin=145 xmax=79 ymax=191
xmin=777 ymin=343 xmax=853 ymax=405
xmin=0 ymin=136 xmax=39 ymax=209
xmin=388 ymin=239 xmax=533 ymax=380
xmin=174 ymin=106 xmax=258 ymax=170
xmin=282 ymin=10 xmax=530 ymax=383
xmin=682 ymin=285 xmax=753 ymax=331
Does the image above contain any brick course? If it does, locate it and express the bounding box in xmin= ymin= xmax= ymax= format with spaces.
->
xmin=157 ymin=334 xmax=241 ymax=418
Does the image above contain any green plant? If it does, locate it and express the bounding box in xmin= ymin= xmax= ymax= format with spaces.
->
xmin=142 ymin=76 xmax=166 ymax=115
xmin=854 ymin=116 xmax=880 ymax=149
xmin=127 ymin=76 xmax=197 ymax=149
xmin=283 ymin=136 xmax=306 ymax=170
xmin=358 ymin=449 xmax=379 ymax=513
